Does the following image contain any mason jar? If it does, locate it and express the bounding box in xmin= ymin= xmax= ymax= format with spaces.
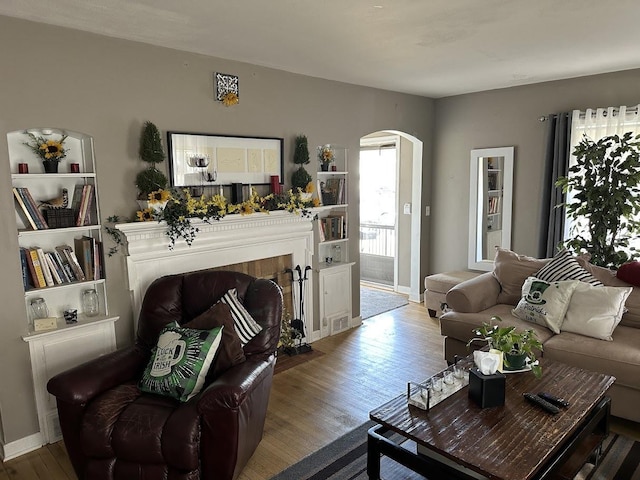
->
xmin=82 ymin=289 xmax=99 ymax=317
xmin=30 ymin=297 xmax=49 ymax=319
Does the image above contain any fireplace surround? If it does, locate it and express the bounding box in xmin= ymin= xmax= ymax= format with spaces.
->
xmin=116 ymin=211 xmax=315 ymax=335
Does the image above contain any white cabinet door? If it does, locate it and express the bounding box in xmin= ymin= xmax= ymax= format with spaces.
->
xmin=319 ymin=265 xmax=352 ymax=337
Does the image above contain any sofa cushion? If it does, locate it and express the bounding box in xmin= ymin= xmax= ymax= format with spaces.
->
xmin=617 ymin=261 xmax=640 ymax=287
xmin=512 ymin=277 xmax=578 ymax=334
xmin=492 ymin=248 xmax=550 ymax=305
xmin=576 ymin=257 xmax=640 ymax=329
xmin=184 ymin=302 xmax=246 ymax=380
xmin=544 ymin=326 xmax=640 ymax=390
xmin=562 ymin=282 xmax=632 ymax=341
xmin=139 ymin=322 xmax=223 ymax=402
xmin=535 ymin=249 xmax=603 ymax=286
xmin=440 ymin=304 xmax=555 ymax=347
xmin=219 ymin=288 xmax=263 ymax=345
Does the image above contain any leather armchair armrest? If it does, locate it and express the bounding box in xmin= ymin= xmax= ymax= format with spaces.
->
xmin=197 ymin=354 xmax=274 ymax=413
xmin=47 ymin=345 xmax=149 ymax=405
xmin=445 ymin=272 xmax=500 ymax=313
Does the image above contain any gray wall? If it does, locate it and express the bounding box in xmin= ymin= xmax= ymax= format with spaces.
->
xmin=431 ymin=69 xmax=640 ymax=273
xmin=0 ymin=15 xmax=434 ymax=445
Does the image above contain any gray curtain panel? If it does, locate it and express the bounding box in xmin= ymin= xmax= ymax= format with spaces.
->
xmin=538 ymin=112 xmax=571 ymax=258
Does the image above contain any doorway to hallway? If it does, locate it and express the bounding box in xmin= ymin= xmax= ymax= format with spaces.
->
xmin=359 ymin=139 xmax=397 ymax=287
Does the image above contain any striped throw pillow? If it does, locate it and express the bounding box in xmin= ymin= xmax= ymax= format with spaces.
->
xmin=535 ymin=249 xmax=603 ymax=286
xmin=220 ymin=288 xmax=262 ymax=346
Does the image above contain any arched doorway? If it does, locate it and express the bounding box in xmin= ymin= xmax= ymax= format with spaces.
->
xmin=360 ymin=130 xmax=423 ymax=306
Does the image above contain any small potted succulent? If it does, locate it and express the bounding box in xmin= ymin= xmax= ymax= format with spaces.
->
xmin=467 ymin=316 xmax=543 ymax=378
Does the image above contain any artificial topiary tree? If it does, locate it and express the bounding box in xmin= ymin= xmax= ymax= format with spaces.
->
xmin=139 ymin=121 xmax=166 ymax=164
xmin=136 ymin=121 xmax=168 ymax=199
xmin=291 ymin=134 xmax=312 ymax=190
xmin=557 ymin=131 xmax=640 ymax=268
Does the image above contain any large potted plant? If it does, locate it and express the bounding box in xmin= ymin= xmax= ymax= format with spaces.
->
xmin=135 ymin=121 xmax=168 ymax=205
xmin=556 ymin=131 xmax=640 ymax=268
xmin=467 ymin=316 xmax=543 ymax=378
xmin=291 ymin=134 xmax=312 ymax=191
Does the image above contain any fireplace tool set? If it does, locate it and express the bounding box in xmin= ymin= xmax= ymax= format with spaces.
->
xmin=285 ymin=265 xmax=312 ymax=354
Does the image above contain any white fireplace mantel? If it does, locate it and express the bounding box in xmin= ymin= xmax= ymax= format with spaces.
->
xmin=116 ymin=211 xmax=315 ymax=333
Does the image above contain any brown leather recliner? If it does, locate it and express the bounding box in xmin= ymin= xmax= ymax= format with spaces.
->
xmin=47 ymin=270 xmax=283 ymax=480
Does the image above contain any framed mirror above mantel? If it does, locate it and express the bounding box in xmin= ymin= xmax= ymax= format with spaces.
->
xmin=468 ymin=146 xmax=514 ymax=271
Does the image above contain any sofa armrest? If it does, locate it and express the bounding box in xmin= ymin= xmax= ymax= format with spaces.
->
xmin=47 ymin=345 xmax=149 ymax=405
xmin=446 ymin=272 xmax=500 ymax=313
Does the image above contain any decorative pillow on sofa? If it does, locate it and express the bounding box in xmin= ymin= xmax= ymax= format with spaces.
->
xmin=139 ymin=322 xmax=223 ymax=402
xmin=562 ymin=282 xmax=632 ymax=341
xmin=512 ymin=277 xmax=579 ymax=334
xmin=535 ymin=249 xmax=603 ymax=286
xmin=492 ymin=248 xmax=550 ymax=305
xmin=184 ymin=302 xmax=246 ymax=380
xmin=219 ymin=288 xmax=262 ymax=346
xmin=616 ymin=261 xmax=640 ymax=287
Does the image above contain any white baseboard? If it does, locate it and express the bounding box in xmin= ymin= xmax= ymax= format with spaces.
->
xmin=1 ymin=431 xmax=43 ymax=461
xmin=395 ymin=285 xmax=423 ymax=304
xmin=352 ymin=315 xmax=362 ymax=327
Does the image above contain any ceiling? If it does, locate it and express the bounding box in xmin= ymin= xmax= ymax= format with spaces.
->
xmin=2 ymin=0 xmax=640 ymax=98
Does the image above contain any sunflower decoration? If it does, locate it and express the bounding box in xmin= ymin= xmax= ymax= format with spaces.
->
xmin=148 ymin=189 xmax=171 ymax=205
xmin=136 ymin=209 xmax=154 ymax=222
xmin=318 ymin=145 xmax=335 ymax=166
xmin=221 ymin=92 xmax=239 ymax=107
xmin=24 ymin=132 xmax=69 ymax=162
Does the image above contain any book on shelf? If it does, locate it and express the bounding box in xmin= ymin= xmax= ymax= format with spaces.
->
xmin=35 ymin=247 xmax=55 ymax=287
xmin=13 ymin=188 xmax=38 ymax=230
xmin=44 ymin=252 xmax=64 ymax=285
xmin=74 ymin=184 xmax=94 ymax=227
xmin=74 ymin=236 xmax=96 ymax=280
xmin=13 ymin=187 xmax=49 ymax=230
xmin=57 ymin=244 xmax=85 ymax=282
xmin=19 ymin=188 xmax=49 ymax=229
xmin=19 ymin=248 xmax=34 ymax=290
xmin=26 ymin=248 xmax=47 ymax=288
xmin=53 ymin=248 xmax=76 ymax=282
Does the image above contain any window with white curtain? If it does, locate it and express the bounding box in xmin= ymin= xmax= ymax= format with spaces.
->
xmin=565 ymin=105 xmax=640 ymax=249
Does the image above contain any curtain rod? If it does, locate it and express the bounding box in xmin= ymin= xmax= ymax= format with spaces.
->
xmin=539 ymin=106 xmax=639 ymax=122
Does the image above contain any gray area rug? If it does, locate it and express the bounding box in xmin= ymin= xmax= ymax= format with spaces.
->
xmin=269 ymin=421 xmax=639 ymax=480
xmin=360 ymin=285 xmax=409 ymax=319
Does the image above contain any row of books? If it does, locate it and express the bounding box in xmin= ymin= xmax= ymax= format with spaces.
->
xmin=318 ymin=178 xmax=346 ymax=205
xmin=70 ymin=184 xmax=95 ymax=226
xmin=13 ymin=187 xmax=49 ymax=230
xmin=318 ymin=214 xmax=346 ymax=242
xmin=19 ymin=238 xmax=103 ymax=290
xmin=487 ymin=195 xmax=501 ymax=215
xmin=13 ymin=184 xmax=95 ymax=231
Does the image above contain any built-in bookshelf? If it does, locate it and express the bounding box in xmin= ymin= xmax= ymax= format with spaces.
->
xmin=7 ymin=128 xmax=118 ymax=445
xmin=314 ymin=145 xmax=354 ymax=338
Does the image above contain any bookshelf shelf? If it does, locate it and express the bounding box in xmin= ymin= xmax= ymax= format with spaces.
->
xmin=8 ymin=127 xmax=118 ymax=445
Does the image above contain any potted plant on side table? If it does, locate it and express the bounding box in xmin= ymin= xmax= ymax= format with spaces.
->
xmin=467 ymin=316 xmax=543 ymax=378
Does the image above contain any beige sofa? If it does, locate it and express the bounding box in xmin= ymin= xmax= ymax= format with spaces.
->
xmin=439 ymin=249 xmax=640 ymax=422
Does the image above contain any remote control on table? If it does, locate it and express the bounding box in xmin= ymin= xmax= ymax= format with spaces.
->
xmin=523 ymin=393 xmax=560 ymax=414
xmin=538 ymin=391 xmax=570 ymax=408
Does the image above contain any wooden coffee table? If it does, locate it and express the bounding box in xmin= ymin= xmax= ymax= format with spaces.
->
xmin=368 ymin=358 xmax=615 ymax=480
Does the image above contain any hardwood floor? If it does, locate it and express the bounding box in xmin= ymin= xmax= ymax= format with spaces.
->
xmin=2 ymin=301 xmax=638 ymax=479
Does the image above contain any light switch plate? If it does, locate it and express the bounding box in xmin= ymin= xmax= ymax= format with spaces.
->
xmin=34 ymin=317 xmax=58 ymax=331
xmin=403 ymin=203 xmax=411 ymax=214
